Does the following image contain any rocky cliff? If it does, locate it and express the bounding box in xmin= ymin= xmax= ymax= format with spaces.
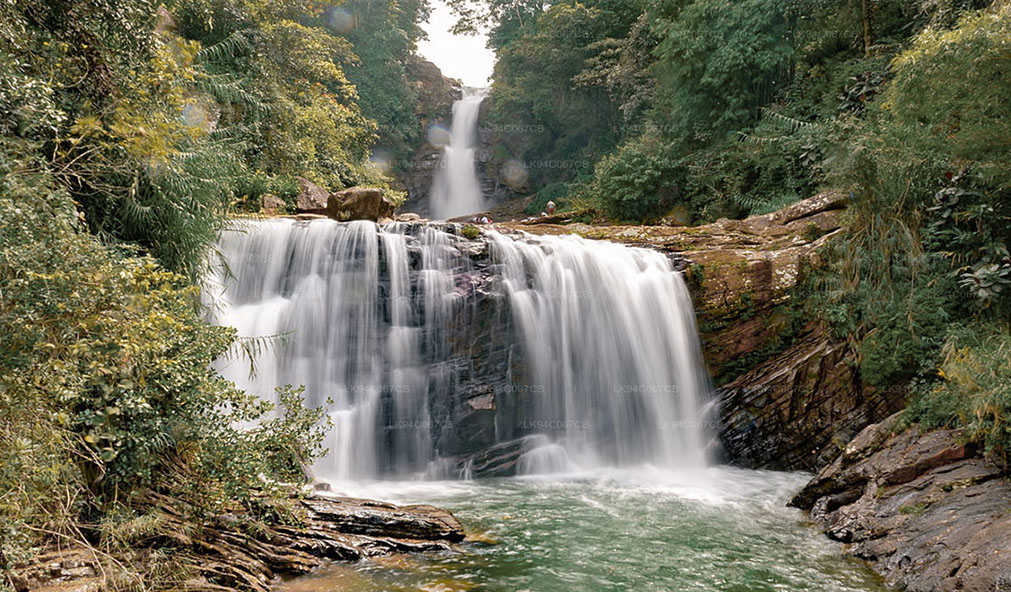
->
xmin=790 ymin=413 xmax=1011 ymax=591
xmin=397 ymin=57 xmax=460 ymax=216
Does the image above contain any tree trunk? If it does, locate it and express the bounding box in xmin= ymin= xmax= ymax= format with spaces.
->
xmin=861 ymin=0 xmax=873 ymax=58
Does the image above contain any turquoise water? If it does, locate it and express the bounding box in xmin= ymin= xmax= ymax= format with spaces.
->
xmin=281 ymin=467 xmax=885 ymax=592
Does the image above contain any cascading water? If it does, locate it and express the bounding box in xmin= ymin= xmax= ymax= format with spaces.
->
xmin=489 ymin=232 xmax=711 ymax=470
xmin=207 ymin=218 xmax=713 ymax=483
xmin=429 ymin=88 xmax=488 ymax=219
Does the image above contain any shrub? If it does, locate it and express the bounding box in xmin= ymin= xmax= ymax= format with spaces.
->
xmin=0 ymin=154 xmax=328 ymax=571
xmin=905 ymin=324 xmax=1011 ymax=464
xmin=587 ymin=134 xmax=683 ymax=222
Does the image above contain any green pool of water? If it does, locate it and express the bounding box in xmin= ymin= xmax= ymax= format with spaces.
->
xmin=281 ymin=467 xmax=885 ymax=592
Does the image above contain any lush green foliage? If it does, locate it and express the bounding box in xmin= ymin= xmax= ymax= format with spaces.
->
xmin=651 ymin=0 xmax=793 ymax=143
xmin=1 ymin=0 xmax=231 ymax=278
xmin=0 ymin=153 xmax=328 ymax=576
xmin=479 ymin=1 xmax=643 ymax=188
xmin=0 ymin=0 xmax=432 ymax=581
xmin=585 ymin=134 xmax=682 ymax=221
xmin=904 ymin=324 xmax=1011 ymax=464
xmin=168 ymin=0 xmax=389 ymax=196
xmin=339 ymin=0 xmax=432 ymax=160
xmin=806 ymin=0 xmax=1010 ymax=454
xmin=465 ymin=0 xmax=1011 ymax=458
xmin=465 ymin=0 xmax=943 ymax=221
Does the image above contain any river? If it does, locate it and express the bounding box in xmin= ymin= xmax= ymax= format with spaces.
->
xmin=279 ymin=468 xmax=885 ymax=592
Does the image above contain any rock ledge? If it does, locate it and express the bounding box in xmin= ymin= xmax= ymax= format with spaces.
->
xmin=14 ymin=493 xmax=465 ymax=592
xmin=790 ymin=414 xmax=1011 ymax=592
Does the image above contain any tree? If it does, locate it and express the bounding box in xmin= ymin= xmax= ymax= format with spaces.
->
xmin=650 ymin=0 xmax=794 ymax=144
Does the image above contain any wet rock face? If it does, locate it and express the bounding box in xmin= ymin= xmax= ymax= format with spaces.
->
xmin=365 ymin=223 xmax=527 ymax=474
xmin=791 ymin=415 xmax=1011 ymax=592
xmin=716 ymin=326 xmax=903 ymax=471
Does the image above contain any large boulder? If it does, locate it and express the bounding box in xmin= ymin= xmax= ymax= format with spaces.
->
xmin=326 ymin=187 xmax=396 ymax=222
xmin=261 ymin=193 xmax=285 ymax=215
xmin=295 ymin=178 xmax=329 ymax=214
xmin=790 ymin=416 xmax=1011 ymax=592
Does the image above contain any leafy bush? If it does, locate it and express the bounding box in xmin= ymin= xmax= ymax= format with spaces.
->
xmin=805 ymin=1 xmax=1011 ymax=434
xmin=0 ymin=155 xmax=328 ymax=571
xmin=905 ymin=325 xmax=1011 ymax=464
xmin=586 ymin=134 xmax=683 ymax=221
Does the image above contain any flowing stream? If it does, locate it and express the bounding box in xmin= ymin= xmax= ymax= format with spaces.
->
xmin=208 ymin=218 xmax=884 ymax=591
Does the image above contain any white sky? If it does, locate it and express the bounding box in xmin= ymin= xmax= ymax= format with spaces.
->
xmin=417 ymin=1 xmax=495 ymax=87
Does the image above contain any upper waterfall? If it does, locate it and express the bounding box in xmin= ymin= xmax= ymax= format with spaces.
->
xmin=430 ymin=88 xmax=488 ymax=219
xmin=207 ymin=219 xmax=713 ymax=483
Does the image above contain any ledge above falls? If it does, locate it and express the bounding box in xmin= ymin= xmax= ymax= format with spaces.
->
xmin=504 ymin=191 xmax=904 ymax=472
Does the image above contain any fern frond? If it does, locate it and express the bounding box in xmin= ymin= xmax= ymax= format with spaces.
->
xmin=196 ymin=30 xmax=253 ymax=63
xmin=737 ymin=131 xmax=788 ymax=144
xmin=223 ymin=333 xmax=294 ymax=379
xmin=194 ymin=74 xmax=275 ymax=116
xmin=759 ymin=107 xmax=814 ymax=131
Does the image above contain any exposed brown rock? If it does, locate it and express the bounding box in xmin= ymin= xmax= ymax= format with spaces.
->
xmin=261 ymin=194 xmax=285 ymax=216
xmin=299 ymin=496 xmax=464 ymax=543
xmin=325 ymin=187 xmax=396 ymax=222
xmin=295 ymin=178 xmax=329 ymax=214
xmin=791 ymin=416 xmax=1011 ymax=592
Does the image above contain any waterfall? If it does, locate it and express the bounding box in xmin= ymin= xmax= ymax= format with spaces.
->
xmin=489 ymin=232 xmax=710 ymax=469
xmin=430 ymin=88 xmax=488 ymax=219
xmin=207 ymin=219 xmax=712 ymax=482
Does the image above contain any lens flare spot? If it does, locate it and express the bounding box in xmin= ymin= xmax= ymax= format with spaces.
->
xmin=327 ymin=8 xmax=357 ymax=34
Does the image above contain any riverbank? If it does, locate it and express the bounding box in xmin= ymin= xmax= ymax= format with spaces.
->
xmin=12 ymin=494 xmax=465 ymax=592
xmin=790 ymin=414 xmax=1011 ymax=591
